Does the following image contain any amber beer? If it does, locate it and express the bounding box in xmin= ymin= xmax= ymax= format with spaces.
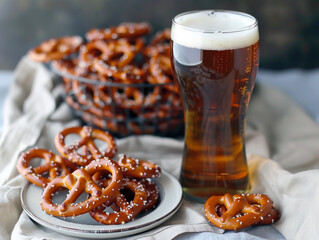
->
xmin=170 ymin=10 xmax=259 ymax=202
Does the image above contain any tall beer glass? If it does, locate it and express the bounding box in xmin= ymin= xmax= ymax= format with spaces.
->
xmin=170 ymin=10 xmax=259 ymax=202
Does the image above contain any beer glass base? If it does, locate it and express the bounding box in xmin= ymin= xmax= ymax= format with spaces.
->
xmin=182 ymin=185 xmax=250 ymax=203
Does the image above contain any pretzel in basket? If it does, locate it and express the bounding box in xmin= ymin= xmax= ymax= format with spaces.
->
xmin=16 ymin=148 xmax=77 ymax=188
xmin=204 ymin=193 xmax=279 ymax=230
xmin=31 ymin=23 xmax=183 ymax=137
xmin=55 ymin=126 xmax=117 ymax=166
xmin=86 ymin=22 xmax=151 ymax=41
xmin=40 ymin=157 xmax=123 ymax=217
xmin=117 ymin=153 xmax=161 ymax=179
xmin=28 ymin=36 xmax=83 ymax=62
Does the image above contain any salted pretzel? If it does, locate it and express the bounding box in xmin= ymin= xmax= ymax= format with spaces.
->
xmin=149 ymin=52 xmax=173 ymax=85
xmin=94 ymin=62 xmax=145 ymax=84
xmin=79 ymin=40 xmax=113 ymax=67
xmin=204 ymin=193 xmax=277 ymax=231
xmin=117 ymin=154 xmax=161 ymax=179
xmin=52 ymin=58 xmax=78 ymax=75
xmin=41 ymin=157 xmax=123 ymax=217
xmin=143 ymin=29 xmax=170 ymax=58
xmin=216 ymin=201 xmax=280 ymax=226
xmin=113 ymin=87 xmax=144 ymax=110
xmin=98 ymin=176 xmax=159 ymax=213
xmin=16 ymin=148 xmax=77 ymax=188
xmin=139 ymin=179 xmax=159 ymax=212
xmin=86 ymin=22 xmax=151 ymax=41
xmin=28 ymin=36 xmax=83 ymax=62
xmin=71 ymin=78 xmax=96 ymax=106
xmin=92 ymin=38 xmax=144 ymax=68
xmin=89 ymin=178 xmax=148 ymax=224
xmin=55 ymin=126 xmax=117 ymax=166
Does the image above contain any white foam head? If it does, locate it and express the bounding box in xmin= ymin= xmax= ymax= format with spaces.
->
xmin=171 ymin=10 xmax=259 ymax=50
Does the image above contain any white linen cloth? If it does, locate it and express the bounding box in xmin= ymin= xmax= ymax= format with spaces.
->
xmin=1 ymin=57 xmax=319 ymax=240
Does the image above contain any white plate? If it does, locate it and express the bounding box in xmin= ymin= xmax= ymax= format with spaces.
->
xmin=21 ymin=171 xmax=183 ymax=239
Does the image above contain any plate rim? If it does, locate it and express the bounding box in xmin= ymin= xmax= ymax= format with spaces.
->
xmin=21 ymin=170 xmax=183 ymax=238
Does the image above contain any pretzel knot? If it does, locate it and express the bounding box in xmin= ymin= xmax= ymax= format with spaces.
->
xmin=55 ymin=126 xmax=117 ymax=166
xmin=28 ymin=36 xmax=83 ymax=62
xmin=204 ymin=193 xmax=277 ymax=231
xmin=117 ymin=153 xmax=161 ymax=179
xmin=86 ymin=22 xmax=151 ymax=41
xmin=40 ymin=158 xmax=123 ymax=217
xmin=89 ymin=178 xmax=148 ymax=224
xmin=16 ymin=148 xmax=77 ymax=188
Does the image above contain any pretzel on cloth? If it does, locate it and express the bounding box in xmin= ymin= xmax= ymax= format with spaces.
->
xmin=204 ymin=193 xmax=278 ymax=231
xmin=40 ymin=157 xmax=123 ymax=217
xmin=216 ymin=201 xmax=280 ymax=226
xmin=55 ymin=126 xmax=117 ymax=166
xmin=16 ymin=148 xmax=77 ymax=188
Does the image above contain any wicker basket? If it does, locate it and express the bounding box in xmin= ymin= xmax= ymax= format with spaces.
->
xmin=52 ymin=65 xmax=184 ymax=138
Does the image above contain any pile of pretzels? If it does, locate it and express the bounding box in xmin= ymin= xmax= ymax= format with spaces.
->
xmin=16 ymin=126 xmax=161 ymax=224
xmin=204 ymin=193 xmax=280 ymax=231
xmin=28 ymin=22 xmax=183 ymax=137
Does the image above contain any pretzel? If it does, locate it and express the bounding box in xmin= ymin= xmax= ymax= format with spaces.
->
xmin=151 ymin=28 xmax=171 ymax=45
xmin=117 ymin=154 xmax=161 ymax=179
xmin=52 ymin=58 xmax=79 ymax=75
xmin=28 ymin=36 xmax=83 ymax=62
xmin=86 ymin=22 xmax=151 ymax=41
xmin=16 ymin=148 xmax=77 ymax=188
xmin=204 ymin=193 xmax=276 ymax=231
xmin=139 ymin=178 xmax=159 ymax=212
xmin=40 ymin=157 xmax=123 ymax=217
xmin=143 ymin=29 xmax=170 ymax=58
xmin=113 ymin=87 xmax=144 ymax=110
xmin=108 ymin=178 xmax=159 ymax=213
xmin=71 ymin=78 xmax=96 ymax=107
xmin=89 ymin=178 xmax=148 ymax=224
xmin=216 ymin=201 xmax=280 ymax=226
xmin=79 ymin=40 xmax=113 ymax=67
xmin=92 ymin=38 xmax=144 ymax=68
xmin=55 ymin=126 xmax=117 ymax=166
xmin=94 ymin=62 xmax=145 ymax=84
xmin=149 ymin=52 xmax=173 ymax=85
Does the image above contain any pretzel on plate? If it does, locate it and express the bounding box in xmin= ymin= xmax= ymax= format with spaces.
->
xmin=89 ymin=178 xmax=148 ymax=224
xmin=16 ymin=148 xmax=77 ymax=188
xmin=40 ymin=157 xmax=123 ymax=217
xmin=117 ymin=153 xmax=161 ymax=179
xmin=55 ymin=126 xmax=117 ymax=166
xmin=95 ymin=174 xmax=160 ymax=214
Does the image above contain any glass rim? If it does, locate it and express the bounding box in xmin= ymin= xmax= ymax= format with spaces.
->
xmin=172 ymin=10 xmax=258 ymax=34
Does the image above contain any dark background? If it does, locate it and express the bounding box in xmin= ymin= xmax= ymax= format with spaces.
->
xmin=0 ymin=0 xmax=318 ymax=70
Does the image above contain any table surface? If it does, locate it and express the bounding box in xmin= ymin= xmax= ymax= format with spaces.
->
xmin=1 ymin=68 xmax=318 ymax=239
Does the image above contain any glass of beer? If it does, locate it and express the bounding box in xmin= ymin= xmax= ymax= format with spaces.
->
xmin=170 ymin=10 xmax=259 ymax=202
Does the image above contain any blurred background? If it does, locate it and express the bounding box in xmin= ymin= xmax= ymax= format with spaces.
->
xmin=0 ymin=0 xmax=318 ymax=70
